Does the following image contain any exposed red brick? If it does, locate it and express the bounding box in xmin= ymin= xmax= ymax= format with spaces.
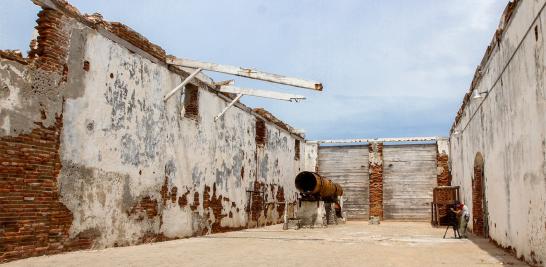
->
xmin=127 ymin=197 xmax=159 ymax=220
xmin=437 ymin=153 xmax=451 ymax=186
xmin=177 ymin=190 xmax=190 ymax=208
xmin=104 ymin=22 xmax=166 ymax=62
xmin=31 ymin=0 xmax=166 ymax=63
xmin=183 ymin=84 xmax=199 ymax=121
xmin=170 ymin=186 xmax=177 ymax=204
xmin=250 ymin=181 xmax=265 ymax=223
xmin=368 ymin=143 xmax=384 ymax=219
xmin=253 ymin=108 xmax=303 ymax=139
xmin=202 ymin=184 xmax=223 ymax=233
xmin=0 ymin=50 xmax=28 ymax=65
xmin=190 ymin=192 xmax=199 ymax=211
xmin=33 ymin=9 xmax=70 ymax=73
xmin=472 ymin=164 xmax=485 ymax=236
xmin=435 ymin=152 xmax=454 ymax=224
xmin=255 ymin=119 xmax=266 ymax=147
xmin=160 ymin=176 xmax=169 ymax=206
xmin=0 ymin=115 xmax=94 ymax=263
xmin=202 ymin=183 xmax=245 ymax=233
xmin=28 ymin=39 xmax=38 ymax=60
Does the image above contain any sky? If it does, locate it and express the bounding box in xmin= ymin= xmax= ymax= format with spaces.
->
xmin=0 ymin=0 xmax=509 ymax=140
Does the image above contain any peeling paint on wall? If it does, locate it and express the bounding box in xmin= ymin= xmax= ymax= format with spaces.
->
xmin=0 ymin=0 xmax=314 ymax=263
xmin=450 ymin=0 xmax=546 ymax=265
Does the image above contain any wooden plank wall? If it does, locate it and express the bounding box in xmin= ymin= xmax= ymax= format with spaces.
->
xmin=382 ymin=144 xmax=437 ymax=220
xmin=317 ymin=145 xmax=369 ymax=220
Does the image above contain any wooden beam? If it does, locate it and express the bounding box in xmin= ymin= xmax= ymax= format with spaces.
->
xmin=218 ymin=85 xmax=305 ymax=101
xmin=163 ymin=68 xmax=202 ymax=102
xmin=167 ymin=56 xmax=323 ymax=91
xmin=213 ymin=80 xmax=235 ymax=87
xmin=215 ymin=94 xmax=243 ymax=121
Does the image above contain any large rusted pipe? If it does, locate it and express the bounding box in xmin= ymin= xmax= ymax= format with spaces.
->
xmin=295 ymin=171 xmax=343 ymax=198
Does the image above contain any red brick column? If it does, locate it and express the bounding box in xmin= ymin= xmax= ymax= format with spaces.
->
xmin=472 ymin=165 xmax=484 ymax=236
xmin=436 ymin=139 xmax=451 ymax=186
xmin=436 ymin=152 xmax=451 ymax=186
xmin=435 ymin=140 xmax=452 ymax=225
xmin=368 ymin=142 xmax=384 ymax=219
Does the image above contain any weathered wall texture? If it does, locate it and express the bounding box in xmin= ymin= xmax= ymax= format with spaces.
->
xmin=0 ymin=0 xmax=312 ymax=262
xmin=368 ymin=142 xmax=384 ymax=219
xmin=317 ymin=142 xmax=443 ymax=221
xmin=436 ymin=138 xmax=451 ymax=186
xmin=449 ymin=0 xmax=546 ymax=265
xmin=303 ymin=142 xmax=318 ymax=172
xmin=383 ymin=144 xmax=437 ymax=220
xmin=317 ymin=145 xmax=369 ymax=220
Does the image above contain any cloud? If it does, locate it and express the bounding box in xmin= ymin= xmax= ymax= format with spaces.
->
xmin=0 ymin=0 xmax=510 ymax=140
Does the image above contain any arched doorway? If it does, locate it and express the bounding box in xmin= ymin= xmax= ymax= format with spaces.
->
xmin=472 ymin=152 xmax=488 ymax=237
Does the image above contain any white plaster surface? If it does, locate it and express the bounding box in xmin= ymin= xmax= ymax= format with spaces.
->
xmin=29 ymin=23 xmax=312 ymax=247
xmin=450 ymin=1 xmax=546 ymax=264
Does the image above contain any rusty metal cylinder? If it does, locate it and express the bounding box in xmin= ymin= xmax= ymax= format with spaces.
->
xmin=294 ymin=171 xmax=343 ymax=198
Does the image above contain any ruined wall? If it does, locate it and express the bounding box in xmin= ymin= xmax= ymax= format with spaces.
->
xmin=435 ymin=138 xmax=452 ymax=224
xmin=317 ymin=142 xmax=441 ymax=221
xmin=449 ymin=1 xmax=546 ymax=265
xmin=436 ymin=138 xmax=451 ymax=186
xmin=303 ymin=142 xmax=318 ymax=172
xmin=368 ymin=142 xmax=384 ymax=219
xmin=0 ymin=1 xmax=309 ymax=262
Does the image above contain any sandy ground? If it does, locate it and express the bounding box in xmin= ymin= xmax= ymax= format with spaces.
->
xmin=4 ymin=222 xmax=527 ymax=267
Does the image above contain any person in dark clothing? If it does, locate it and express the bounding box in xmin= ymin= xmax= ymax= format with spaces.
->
xmin=443 ymin=202 xmax=460 ymax=238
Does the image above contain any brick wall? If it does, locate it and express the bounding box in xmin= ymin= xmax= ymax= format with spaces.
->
xmin=1 ymin=1 xmax=303 ymax=263
xmin=0 ymin=116 xmax=95 ymax=262
xmin=436 ymin=153 xmax=451 ymax=186
xmin=255 ymin=119 xmax=266 ymax=146
xmin=368 ymin=142 xmax=384 ymax=219
xmin=33 ymin=9 xmax=70 ymax=73
xmin=472 ymin=165 xmax=484 ymax=236
xmin=183 ymin=84 xmax=200 ymax=121
xmin=435 ymin=149 xmax=452 ymax=223
xmin=0 ymin=6 xmax=88 ymax=263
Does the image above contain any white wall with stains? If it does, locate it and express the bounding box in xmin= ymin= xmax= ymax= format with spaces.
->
xmin=449 ymin=1 xmax=546 ymax=264
xmin=0 ymin=18 xmax=310 ymax=247
xmin=303 ymin=142 xmax=319 ymax=172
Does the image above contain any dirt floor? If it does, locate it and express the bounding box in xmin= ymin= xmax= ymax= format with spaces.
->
xmin=4 ymin=222 xmax=527 ymax=267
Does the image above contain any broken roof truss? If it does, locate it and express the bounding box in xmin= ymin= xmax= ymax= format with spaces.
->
xmin=164 ymin=56 xmax=321 ymax=120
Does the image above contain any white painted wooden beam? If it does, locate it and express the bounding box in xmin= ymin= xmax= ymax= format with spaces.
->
xmin=310 ymin=136 xmax=442 ymax=144
xmin=213 ymin=80 xmax=235 ymax=87
xmin=214 ymin=94 xmax=243 ymax=121
xmin=167 ymin=57 xmax=323 ymax=91
xmin=218 ymin=85 xmax=305 ymax=102
xmin=163 ymin=68 xmax=202 ymax=102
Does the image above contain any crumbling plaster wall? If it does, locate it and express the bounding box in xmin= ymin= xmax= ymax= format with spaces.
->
xmin=0 ymin=1 xmax=310 ymax=261
xmin=57 ymin=19 xmax=307 ymax=244
xmin=303 ymin=142 xmax=318 ymax=172
xmin=449 ymin=0 xmax=546 ymax=265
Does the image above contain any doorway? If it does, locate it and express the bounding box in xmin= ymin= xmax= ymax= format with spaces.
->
xmin=472 ymin=152 xmax=488 ymax=237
